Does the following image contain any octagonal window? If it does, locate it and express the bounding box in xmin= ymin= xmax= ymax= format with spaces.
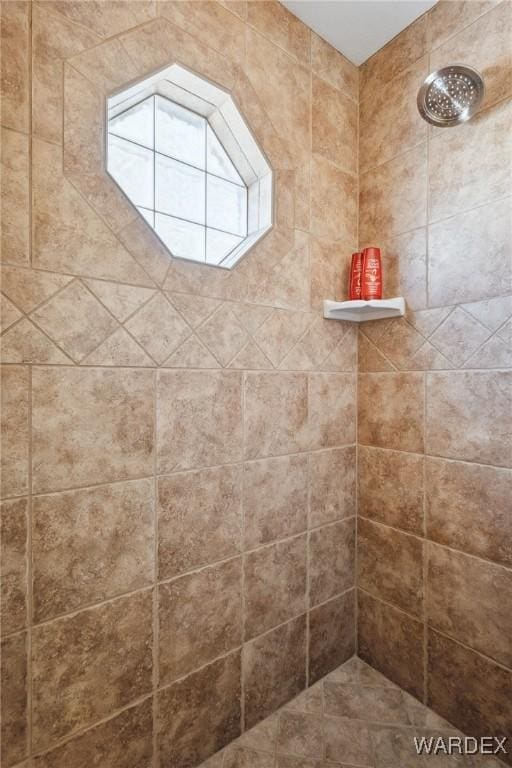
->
xmin=106 ymin=64 xmax=273 ymax=269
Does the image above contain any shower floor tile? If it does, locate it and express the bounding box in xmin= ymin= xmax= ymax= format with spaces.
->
xmin=197 ymin=656 xmax=506 ymax=767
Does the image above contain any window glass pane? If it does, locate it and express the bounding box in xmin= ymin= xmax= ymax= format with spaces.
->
xmin=155 ymin=155 xmax=205 ymax=225
xmin=207 ymin=175 xmax=247 ymax=236
xmin=155 ymin=214 xmax=205 ymax=263
xmin=137 ymin=207 xmax=154 ymax=227
xmin=155 ymin=96 xmax=205 ymax=168
xmin=109 ymin=97 xmax=154 ymax=149
xmin=206 ymin=228 xmax=243 ymax=266
xmin=207 ymin=125 xmax=244 ymax=185
xmin=108 ymin=134 xmax=153 ymax=209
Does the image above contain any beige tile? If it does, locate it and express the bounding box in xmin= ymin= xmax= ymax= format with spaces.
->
xmin=359 ymin=144 xmax=427 ymax=244
xmin=42 ymin=0 xmax=155 ymax=38
xmin=244 ymin=372 xmax=308 ymax=459
xmin=428 ymin=629 xmax=512 ymax=745
xmin=82 ymin=327 xmax=154 ymax=367
xmin=159 ymin=0 xmax=245 ymax=60
xmin=31 ymin=280 xmax=118 ymax=362
xmin=243 ymin=615 xmax=306 ymax=728
xmin=244 ymin=535 xmax=307 ymax=639
xmin=1 ymin=128 xmax=29 ymax=265
xmin=358 ymin=334 xmax=395 ymax=373
xmin=67 ymin=36 xmax=139 ymax=95
xmin=309 ymin=591 xmax=355 ymax=684
xmin=311 ymin=156 xmax=357 ymax=243
xmin=360 ymin=56 xmax=428 ymax=172
xmin=157 ymin=370 xmax=242 ymax=473
xmin=430 ymin=1 xmax=512 ymax=110
xmin=158 ymin=651 xmax=241 ymax=768
xmin=0 ymin=296 xmax=22 ymax=332
xmin=276 ymin=711 xmax=323 ymax=758
xmin=32 ymin=140 xmax=153 ymax=285
xmin=62 ymin=63 xmax=104 ymax=177
xmin=358 ymin=372 xmax=425 ymax=453
xmin=247 ymin=1 xmax=310 ymax=62
xmin=32 ymin=367 xmax=154 ymax=493
xmin=312 ymin=77 xmax=357 ymax=175
xmin=0 ymin=1 xmax=29 ymax=132
xmin=370 ymin=724 xmax=426 ymax=768
xmin=358 ymin=446 xmax=424 ymax=535
xmin=308 ymin=373 xmax=356 ymax=450
xmin=324 ymin=715 xmax=373 ymax=766
xmin=426 ymin=457 xmax=512 ymax=568
xmin=85 ymin=280 xmax=155 ymax=322
xmin=321 ymin=326 xmax=358 ymax=372
xmin=158 ymin=465 xmax=242 ymax=580
xmin=381 ymin=228 xmax=428 ymax=311
xmin=1 ymin=631 xmax=28 ymax=767
xmin=426 ymin=371 xmax=512 ymax=466
xmin=197 ymin=304 xmax=250 ymax=367
xmin=32 ymin=590 xmax=153 ymax=751
xmin=1 ymin=365 xmax=29 ymax=498
xmin=32 ymin=479 xmax=154 ymax=622
xmin=223 ymin=747 xmax=274 ymax=768
xmin=118 ymin=217 xmax=172 ymax=287
xmin=428 ymin=197 xmax=511 ymax=307
xmin=31 ymin=5 xmax=101 ymax=144
xmin=428 ymin=0 xmax=501 ymax=50
xmin=254 ymin=309 xmax=312 ymax=367
xmin=427 ymin=542 xmax=512 ymax=667
xmin=166 ymin=293 xmax=221 ymax=329
xmin=245 ymin=27 xmax=311 ymax=164
xmin=163 ymin=334 xmax=220 ymax=370
xmin=228 ymin=69 xmax=296 ymax=174
xmin=247 ymin=231 xmax=310 ymax=313
xmin=309 ymin=518 xmax=355 ymax=607
xmin=159 ymin=558 xmax=242 ymax=684
xmin=358 ymin=590 xmax=425 ymax=699
xmin=121 ymin=17 xmax=237 ymax=95
xmin=311 ymin=32 xmax=358 ymax=101
xmin=229 ymin=341 xmax=273 ymax=370
xmin=310 ymin=237 xmax=353 ymax=308
xmin=0 ymin=497 xmax=28 ymax=635
xmin=235 ymin=712 xmax=279 ymax=753
xmin=244 ymin=455 xmax=308 ymax=549
xmin=358 ymin=518 xmax=424 ymax=617
xmin=309 ymin=446 xmax=356 ymax=528
xmin=465 ymin=333 xmax=512 ymax=370
xmin=125 ymin=293 xmax=191 ymax=365
xmin=429 ymin=99 xmax=512 ymax=224
xmin=324 ymin=681 xmax=410 ymax=725
xmin=1 ymin=266 xmax=72 ymax=312
xmin=33 ymin=698 xmax=153 ymax=768
xmin=373 ymin=319 xmax=425 ymax=370
xmin=0 ymin=318 xmax=71 ymax=365
xmin=429 ymin=307 xmax=491 ymax=367
xmin=360 ymin=14 xmax=428 ymax=100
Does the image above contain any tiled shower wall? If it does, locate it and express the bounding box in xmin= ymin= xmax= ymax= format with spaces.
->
xmin=357 ymin=0 xmax=512 ymax=761
xmin=0 ymin=2 xmax=360 ymax=767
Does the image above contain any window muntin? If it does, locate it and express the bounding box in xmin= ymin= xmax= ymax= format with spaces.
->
xmin=107 ymin=95 xmax=249 ymax=267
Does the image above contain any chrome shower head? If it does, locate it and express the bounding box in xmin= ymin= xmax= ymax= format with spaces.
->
xmin=417 ymin=65 xmax=485 ymax=127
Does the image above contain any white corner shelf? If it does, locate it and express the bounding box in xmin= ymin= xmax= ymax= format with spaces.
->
xmin=323 ymin=297 xmax=405 ymax=322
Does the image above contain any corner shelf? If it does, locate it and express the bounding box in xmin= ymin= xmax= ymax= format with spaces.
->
xmin=323 ymin=297 xmax=405 ymax=322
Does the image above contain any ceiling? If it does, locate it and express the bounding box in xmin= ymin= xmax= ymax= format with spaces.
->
xmin=281 ymin=0 xmax=437 ymax=65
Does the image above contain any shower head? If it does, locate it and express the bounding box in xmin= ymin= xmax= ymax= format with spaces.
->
xmin=417 ymin=65 xmax=484 ymax=127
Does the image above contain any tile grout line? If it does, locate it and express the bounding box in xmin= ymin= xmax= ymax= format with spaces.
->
xmin=152 ymin=368 xmax=159 ymax=768
xmin=240 ymin=369 xmax=246 ymax=734
xmin=358 ymin=586 xmax=512 ymax=675
xmin=27 ymin=2 xmax=34 ymax=761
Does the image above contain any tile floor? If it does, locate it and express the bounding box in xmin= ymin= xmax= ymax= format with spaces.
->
xmin=199 ymin=656 xmax=506 ymax=767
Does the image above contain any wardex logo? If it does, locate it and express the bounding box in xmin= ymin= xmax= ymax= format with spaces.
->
xmin=414 ymin=735 xmax=508 ymax=756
